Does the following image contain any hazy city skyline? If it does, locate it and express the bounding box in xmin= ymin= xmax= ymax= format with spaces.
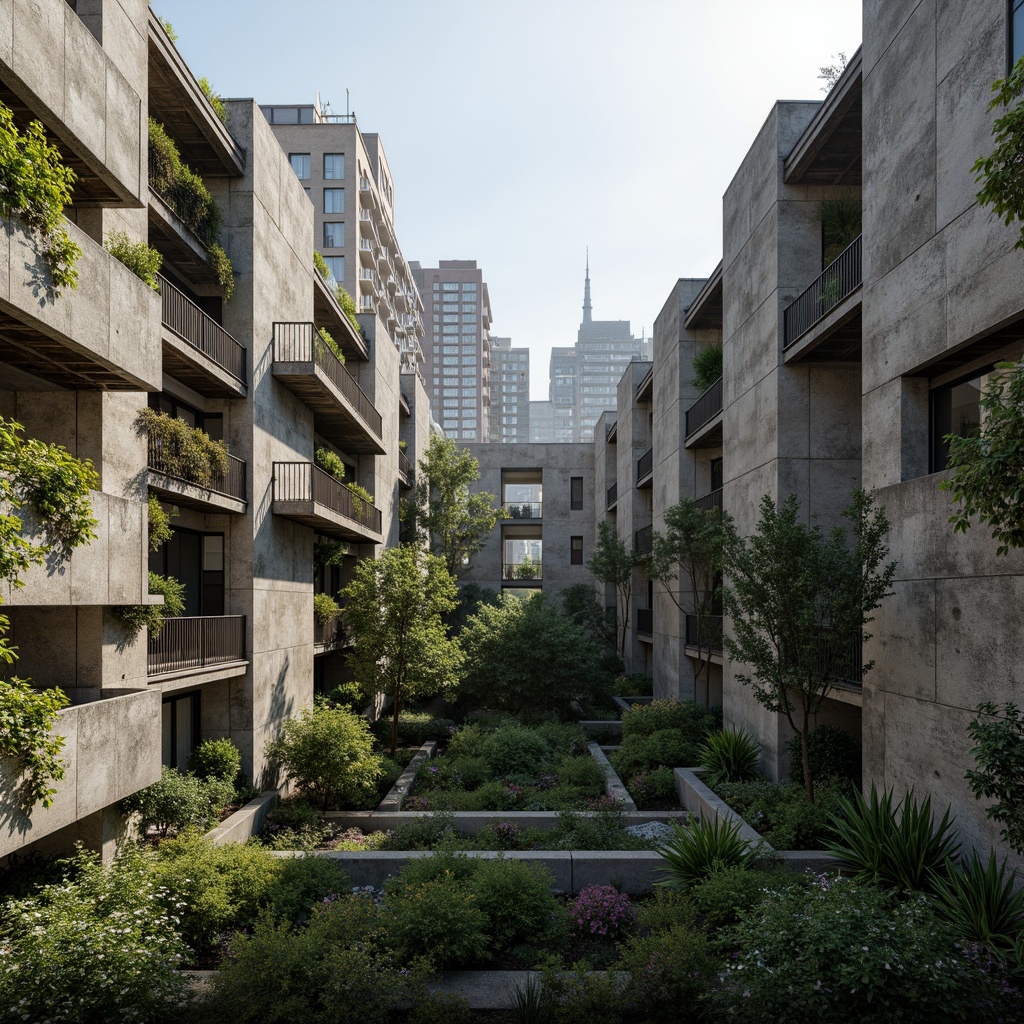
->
xmin=158 ymin=0 xmax=861 ymax=399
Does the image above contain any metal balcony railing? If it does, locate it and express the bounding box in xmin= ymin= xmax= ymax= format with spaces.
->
xmin=637 ymin=447 xmax=654 ymax=480
xmin=314 ymin=616 xmax=343 ymax=650
xmin=783 ymin=234 xmax=862 ymax=348
xmin=148 ymin=615 xmax=246 ymax=675
xmin=148 ymin=436 xmax=246 ymax=500
xmin=685 ymin=377 xmax=723 ymax=439
xmin=398 ymin=450 xmax=412 ymax=479
xmin=819 ymin=634 xmax=864 ymax=686
xmin=695 ymin=488 xmax=723 ymax=512
xmin=273 ymin=461 xmax=383 ymax=534
xmin=685 ymin=614 xmax=724 ymax=653
xmin=502 ymin=562 xmax=543 ymax=581
xmin=503 ymin=502 xmax=542 ymax=519
xmin=272 ymin=322 xmax=383 ymax=438
xmin=636 ymin=608 xmax=653 ymax=636
xmin=158 ymin=275 xmax=246 ymax=383
xmin=634 ymin=525 xmax=653 ymax=554
xmin=607 ymin=482 xmax=618 ymax=508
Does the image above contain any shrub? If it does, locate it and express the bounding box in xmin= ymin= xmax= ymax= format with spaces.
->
xmin=537 ymin=963 xmax=627 ymax=1024
xmin=965 ymin=702 xmax=1024 ymax=855
xmin=377 ymin=812 xmax=459 ymax=852
xmin=317 ymin=326 xmax=345 ymax=362
xmin=691 ymin=343 xmax=722 ymax=392
xmin=719 ymin=878 xmax=1009 ymax=1023
xmin=313 ymin=249 xmax=330 ymax=279
xmin=104 ymin=230 xmax=162 ymax=289
xmin=445 ymin=721 xmax=489 ymax=759
xmin=264 ymin=855 xmax=352 ymax=927
xmin=374 ymin=710 xmax=455 ymax=746
xmin=655 ymin=816 xmax=758 ymax=890
xmin=635 ymin=887 xmax=699 ymax=934
xmin=407 ymin=992 xmax=472 ymax=1024
xmin=120 ymin=765 xmax=217 ymax=837
xmin=715 ymin=777 xmax=848 ymax=849
xmin=617 ymin=924 xmax=717 ymax=1023
xmin=115 ymin=570 xmax=186 ymax=641
xmin=787 ymin=723 xmax=861 ymax=787
xmin=147 ymin=494 xmax=175 ymax=551
xmin=699 ymin=728 xmax=760 ymax=787
xmin=138 ymin=407 xmax=230 ymax=486
xmin=313 ymin=591 xmax=340 ymax=626
xmin=616 ymin=672 xmax=653 ymax=696
xmin=0 ymin=102 xmax=81 ymax=294
xmin=483 ymin=725 xmax=552 ymax=777
xmin=323 ymin=679 xmax=363 ymax=709
xmin=0 ymin=847 xmax=189 ymax=1023
xmin=314 ymin=445 xmax=346 ymax=480
xmin=627 ymin=765 xmax=678 ymax=809
xmin=269 ymin=699 xmax=383 ymax=810
xmin=469 ymin=857 xmax=559 ymax=951
xmin=689 ymin=865 xmax=793 ymax=931
xmin=336 ymin=284 xmax=361 ymax=333
xmin=187 ymin=737 xmax=242 ymax=784
xmin=621 ymin=698 xmax=716 ymax=743
xmin=148 ymin=833 xmax=282 ymax=957
xmin=266 ymin=795 xmax=320 ymax=830
xmin=0 ymin=680 xmax=68 ymax=813
xmin=553 ymin=753 xmax=606 ymax=792
xmin=610 ymin=728 xmax=700 ymax=780
xmin=198 ymin=77 xmax=228 ymax=123
xmin=569 ymin=884 xmax=635 ymax=940
xmin=826 ymin=784 xmax=961 ymax=893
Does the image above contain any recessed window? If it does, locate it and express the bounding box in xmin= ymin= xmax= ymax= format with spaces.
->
xmin=1014 ymin=0 xmax=1024 ymax=65
xmin=324 ymin=255 xmax=344 ymax=282
xmin=289 ymin=153 xmax=310 ymax=179
xmin=323 ymin=222 xmax=344 ymax=248
xmin=571 ymin=536 xmax=584 ymax=565
xmin=570 ymin=476 xmax=583 ymax=510
xmin=324 ymin=188 xmax=345 ymax=214
xmin=324 ymin=153 xmax=345 ymax=179
xmin=930 ymin=371 xmax=986 ymax=473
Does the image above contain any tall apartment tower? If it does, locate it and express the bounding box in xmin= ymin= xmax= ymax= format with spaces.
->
xmin=261 ymin=102 xmax=425 ymax=371
xmin=410 ymin=261 xmax=493 ymax=442
xmin=488 ymin=337 xmax=530 ymax=442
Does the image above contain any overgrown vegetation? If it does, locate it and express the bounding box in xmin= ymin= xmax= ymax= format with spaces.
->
xmin=0 ymin=101 xmax=81 ymax=294
xmin=690 ymin=343 xmax=722 ymax=392
xmin=114 ymin=570 xmax=186 ymax=641
xmin=966 ymin=701 xmax=1024 ymax=855
xmin=104 ymin=230 xmax=163 ymax=289
xmin=0 ymin=681 xmax=69 ymax=812
xmin=589 ymin=520 xmax=646 ymax=659
xmin=137 ymin=407 xmax=230 ymax=486
xmin=197 ymin=77 xmax=228 ymax=124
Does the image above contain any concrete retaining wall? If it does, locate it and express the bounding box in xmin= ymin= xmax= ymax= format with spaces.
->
xmin=378 ymin=741 xmax=436 ymax=811
xmin=587 ymin=741 xmax=637 ymax=810
xmin=320 ymin=809 xmax=687 ymax=833
xmin=205 ymin=792 xmax=279 ymax=846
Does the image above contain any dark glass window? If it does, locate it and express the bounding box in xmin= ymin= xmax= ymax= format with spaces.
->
xmin=1013 ymin=0 xmax=1024 ymax=65
xmin=571 ymin=536 xmax=583 ymax=565
xmin=930 ymin=372 xmax=985 ymax=473
xmin=149 ymin=393 xmax=222 ymax=440
xmin=710 ymin=457 xmax=724 ymax=492
xmin=162 ymin=692 xmax=200 ymax=769
xmin=570 ymin=476 xmax=583 ymax=510
xmin=150 ymin=528 xmax=225 ymax=617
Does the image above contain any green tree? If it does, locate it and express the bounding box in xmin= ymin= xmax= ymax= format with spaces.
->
xmin=965 ymin=701 xmax=1024 ymax=856
xmin=723 ymin=491 xmax=896 ymax=802
xmin=342 ymin=546 xmax=463 ymax=754
xmin=972 ymin=55 xmax=1024 ymax=250
xmin=400 ymin=434 xmax=503 ymax=575
xmin=647 ymin=499 xmax=733 ymax=708
xmin=460 ymin=593 xmax=608 ymax=722
xmin=588 ymin=520 xmax=645 ymax=659
xmin=941 ymin=360 xmax=1024 ymax=555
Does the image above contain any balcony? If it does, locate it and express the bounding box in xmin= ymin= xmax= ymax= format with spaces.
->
xmin=503 ymin=502 xmax=542 ymax=519
xmin=359 ymin=269 xmax=380 ymax=296
xmin=313 ymin=274 xmax=369 ymax=362
xmin=148 ymin=615 xmax=248 ymax=678
xmin=147 ymin=437 xmax=247 ymax=515
xmin=634 ymin=525 xmax=653 ymax=554
xmin=685 ymin=377 xmax=723 ymax=448
xmin=272 ymin=462 xmax=383 ymax=543
xmin=783 ymin=235 xmax=862 ymax=358
xmin=398 ymin=449 xmax=412 ymax=488
xmin=158 ymin=275 xmax=247 ymax=397
xmin=695 ymin=488 xmax=723 ymax=513
xmin=148 ymin=188 xmax=230 ymax=295
xmin=314 ymin=615 xmax=344 ymax=653
xmin=636 ymin=608 xmax=653 ymax=638
xmin=685 ymin=614 xmax=724 ymax=655
xmin=607 ymin=482 xmax=618 ymax=509
xmin=272 ymin=323 xmax=384 ymax=454
xmin=502 ymin=562 xmax=543 ymax=582
xmin=637 ymin=447 xmax=654 ymax=487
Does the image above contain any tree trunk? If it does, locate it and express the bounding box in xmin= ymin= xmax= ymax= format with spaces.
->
xmin=801 ymin=699 xmax=814 ymax=804
xmin=390 ymin=689 xmax=400 ymax=757
xmin=619 ymin=593 xmax=628 ymax=661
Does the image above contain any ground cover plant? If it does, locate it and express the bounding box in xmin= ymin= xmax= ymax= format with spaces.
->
xmin=404 ymin=720 xmax=607 ymax=811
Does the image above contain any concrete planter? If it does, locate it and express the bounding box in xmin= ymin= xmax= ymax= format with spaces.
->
xmin=674 ymin=767 xmax=841 ymax=873
xmin=205 ymin=791 xmax=279 ymax=846
xmin=377 ymin=740 xmax=437 ymax=811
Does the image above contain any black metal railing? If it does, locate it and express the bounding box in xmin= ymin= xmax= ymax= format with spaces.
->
xmin=502 ymin=562 xmax=543 ymax=581
xmin=695 ymin=488 xmax=723 ymax=512
xmin=273 ymin=462 xmax=383 ymax=534
xmin=634 ymin=525 xmax=653 ymax=553
xmin=314 ymin=616 xmax=343 ymax=650
xmin=637 ymin=447 xmax=654 ymax=480
xmin=685 ymin=377 xmax=723 ymax=439
xmin=820 ymin=634 xmax=863 ymax=686
xmin=159 ymin=275 xmax=246 ymax=383
xmin=272 ymin=322 xmax=383 ymax=439
xmin=148 ymin=615 xmax=246 ymax=675
xmin=606 ymin=482 xmax=618 ymax=508
xmin=636 ymin=608 xmax=653 ymax=635
xmin=685 ymin=614 xmax=724 ymax=653
xmin=148 ymin=436 xmax=246 ymax=501
xmin=503 ymin=502 xmax=542 ymax=519
xmin=783 ymin=234 xmax=862 ymax=348
xmin=398 ymin=450 xmax=412 ymax=480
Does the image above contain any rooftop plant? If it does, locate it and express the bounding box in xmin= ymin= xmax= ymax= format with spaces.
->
xmin=198 ymin=77 xmax=229 ymax=125
xmin=690 ymin=343 xmax=722 ymax=392
xmin=103 ymin=231 xmax=162 ymax=290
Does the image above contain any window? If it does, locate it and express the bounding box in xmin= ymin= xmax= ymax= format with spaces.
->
xmin=442 ymin=356 xmax=459 ymax=365
xmin=462 ymin=313 xmax=476 ymax=323
xmin=461 ymin=325 xmax=476 ymax=334
xmin=463 ymin=418 xmax=477 ymax=428
xmin=324 ymin=256 xmax=344 ymax=281
xmin=442 ymin=282 xmax=459 ymax=291
xmin=289 ymin=153 xmax=310 ymax=179
xmin=443 ymin=398 xmax=459 ymax=407
xmin=324 ymin=188 xmax=344 ymax=213
xmin=570 ymin=476 xmax=583 ymax=510
xmin=323 ymin=222 xmax=344 ymax=248
xmin=324 ymin=153 xmax=345 ymax=179
xmin=443 ymin=345 xmax=459 ymax=354
xmin=443 ymin=325 xmax=459 ymax=334
xmin=162 ymin=693 xmax=200 ymax=769
xmin=303 ymin=187 xmax=311 ymax=199
xmin=462 ymin=303 xmax=477 ymax=313
xmin=462 ymin=345 xmax=477 ymax=354
xmin=443 ymin=314 xmax=459 ymax=323
xmin=462 ymin=387 xmax=477 ymax=397
xmin=443 ymin=303 xmax=459 ymax=312
xmin=1014 ymin=0 xmax=1024 ymax=65
xmin=462 ymin=282 xmax=477 ymax=292
xmin=930 ymin=370 xmax=986 ymax=472
xmin=463 ymin=430 xmax=477 ymax=440
xmin=710 ymin=457 xmax=724 ymax=492
xmin=571 ymin=536 xmax=584 ymax=565
xmin=462 ymin=355 xmax=476 ymax=365
xmin=443 ymin=388 xmax=459 ymax=397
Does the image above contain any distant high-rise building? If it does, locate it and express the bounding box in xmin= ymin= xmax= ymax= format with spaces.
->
xmin=410 ymin=260 xmax=493 ymax=442
xmin=488 ymin=337 xmax=530 ymax=442
xmin=534 ymin=258 xmax=648 ymax=442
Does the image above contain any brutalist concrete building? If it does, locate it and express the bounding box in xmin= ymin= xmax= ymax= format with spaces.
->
xmin=0 ymin=0 xmax=429 ymax=862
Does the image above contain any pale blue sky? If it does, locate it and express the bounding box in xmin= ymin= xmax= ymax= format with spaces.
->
xmin=157 ymin=0 xmax=862 ymax=399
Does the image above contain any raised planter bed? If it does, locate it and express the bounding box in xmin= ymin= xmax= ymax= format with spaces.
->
xmin=673 ymin=767 xmax=840 ymax=873
xmin=320 ymin=808 xmax=684 ymax=834
xmin=205 ymin=791 xmax=279 ymax=846
xmin=377 ymin=740 xmax=436 ymax=811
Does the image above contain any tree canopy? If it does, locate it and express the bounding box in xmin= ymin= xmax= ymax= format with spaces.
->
xmin=588 ymin=520 xmax=645 ymax=659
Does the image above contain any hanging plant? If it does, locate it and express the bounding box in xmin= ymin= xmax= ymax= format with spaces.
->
xmin=137 ymin=408 xmax=230 ymax=487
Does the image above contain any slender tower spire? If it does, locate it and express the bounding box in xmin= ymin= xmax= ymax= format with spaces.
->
xmin=582 ymin=248 xmax=592 ymax=324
